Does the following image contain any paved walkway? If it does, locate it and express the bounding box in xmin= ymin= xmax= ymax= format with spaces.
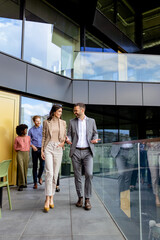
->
xmin=0 ymin=177 xmax=125 ymax=240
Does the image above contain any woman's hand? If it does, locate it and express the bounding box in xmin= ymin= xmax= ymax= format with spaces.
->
xmin=66 ymin=136 xmax=72 ymax=145
xmin=41 ymin=151 xmax=45 ymax=160
xmin=58 ymin=142 xmax=65 ymax=148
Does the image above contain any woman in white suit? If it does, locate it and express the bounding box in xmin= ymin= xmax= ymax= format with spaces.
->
xmin=41 ymin=104 xmax=66 ymax=212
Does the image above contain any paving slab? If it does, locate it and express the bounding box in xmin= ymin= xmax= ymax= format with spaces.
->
xmin=0 ymin=177 xmax=124 ymax=240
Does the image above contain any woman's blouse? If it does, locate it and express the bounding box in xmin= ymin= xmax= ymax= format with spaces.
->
xmin=14 ymin=136 xmax=31 ymax=151
xmin=50 ymin=117 xmax=60 ymax=142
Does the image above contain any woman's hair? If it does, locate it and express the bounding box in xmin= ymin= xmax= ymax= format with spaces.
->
xmin=47 ymin=104 xmax=62 ymax=121
xmin=16 ymin=124 xmax=28 ymax=136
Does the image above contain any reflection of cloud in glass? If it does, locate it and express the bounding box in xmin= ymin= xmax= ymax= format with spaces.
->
xmin=74 ymin=52 xmax=160 ymax=82
xmin=0 ymin=32 xmax=7 ymax=42
xmin=22 ymin=103 xmax=52 ymax=116
xmin=0 ymin=17 xmax=75 ymax=78
xmin=74 ymin=52 xmax=118 ymax=79
xmin=21 ymin=97 xmax=52 ymax=129
xmin=0 ymin=17 xmax=22 ymax=58
xmin=127 ymin=54 xmax=160 ymax=70
xmin=0 ymin=22 xmax=12 ymax=28
xmin=24 ymin=21 xmax=69 ymax=74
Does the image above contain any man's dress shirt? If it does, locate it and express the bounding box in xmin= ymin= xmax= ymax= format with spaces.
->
xmin=28 ymin=125 xmax=43 ymax=148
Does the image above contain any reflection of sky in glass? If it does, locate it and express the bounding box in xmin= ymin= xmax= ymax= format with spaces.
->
xmin=119 ymin=129 xmax=130 ymax=141
xmin=24 ymin=21 xmax=73 ymax=77
xmin=74 ymin=52 xmax=118 ymax=80
xmin=120 ymin=130 xmax=129 ymax=135
xmin=21 ymin=97 xmax=52 ymax=129
xmin=0 ymin=17 xmax=22 ymax=58
xmin=24 ymin=21 xmax=60 ymax=71
xmin=74 ymin=52 xmax=160 ymax=82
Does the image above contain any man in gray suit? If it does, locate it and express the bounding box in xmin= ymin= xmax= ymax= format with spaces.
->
xmin=66 ymin=103 xmax=100 ymax=210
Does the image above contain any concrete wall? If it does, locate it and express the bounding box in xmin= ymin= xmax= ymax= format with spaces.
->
xmin=1 ymin=52 xmax=160 ymax=106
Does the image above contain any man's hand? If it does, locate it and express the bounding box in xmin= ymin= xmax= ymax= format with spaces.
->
xmin=32 ymin=145 xmax=38 ymax=151
xmin=91 ymin=139 xmax=101 ymax=144
xmin=66 ymin=136 xmax=72 ymax=145
xmin=41 ymin=151 xmax=45 ymax=160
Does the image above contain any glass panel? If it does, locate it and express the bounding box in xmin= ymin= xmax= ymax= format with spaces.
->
xmin=93 ymin=142 xmax=140 ymax=239
xmin=145 ymin=107 xmax=160 ymax=139
xmin=119 ymin=106 xmax=139 ymax=141
xmin=24 ymin=20 xmax=78 ymax=78
xmin=74 ymin=52 xmax=160 ymax=82
xmin=0 ymin=17 xmax=22 ymax=58
xmin=74 ymin=52 xmax=118 ymax=80
xmin=141 ymin=141 xmax=160 ymax=240
xmin=20 ymin=96 xmax=52 ymax=183
xmin=25 ymin=0 xmax=80 ymax=44
xmin=103 ymin=106 xmax=119 ymax=143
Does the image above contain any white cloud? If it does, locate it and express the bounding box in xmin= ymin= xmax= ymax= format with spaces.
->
xmin=0 ymin=22 xmax=12 ymax=28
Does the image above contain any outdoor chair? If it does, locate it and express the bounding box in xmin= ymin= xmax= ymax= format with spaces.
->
xmin=0 ymin=159 xmax=12 ymax=218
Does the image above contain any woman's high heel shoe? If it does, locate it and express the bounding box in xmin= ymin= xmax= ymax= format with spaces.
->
xmin=43 ymin=207 xmax=49 ymax=213
xmin=44 ymin=202 xmax=50 ymax=213
xmin=49 ymin=203 xmax=54 ymax=209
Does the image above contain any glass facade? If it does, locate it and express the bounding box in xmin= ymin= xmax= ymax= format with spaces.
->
xmin=86 ymin=105 xmax=160 ymax=142
xmin=24 ymin=0 xmax=80 ymax=77
xmin=0 ymin=0 xmax=80 ymax=78
xmin=0 ymin=17 xmax=22 ymax=58
xmin=23 ymin=20 xmax=79 ymax=77
xmin=74 ymin=52 xmax=160 ymax=82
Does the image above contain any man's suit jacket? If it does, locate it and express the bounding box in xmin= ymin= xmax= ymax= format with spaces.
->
xmin=41 ymin=119 xmax=66 ymax=151
xmin=67 ymin=116 xmax=98 ymax=157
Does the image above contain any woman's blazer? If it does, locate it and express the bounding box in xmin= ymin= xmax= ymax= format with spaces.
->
xmin=41 ymin=119 xmax=66 ymax=151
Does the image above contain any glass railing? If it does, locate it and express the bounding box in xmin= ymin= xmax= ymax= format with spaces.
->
xmin=1 ymin=16 xmax=160 ymax=83
xmin=73 ymin=52 xmax=160 ymax=82
xmin=93 ymin=139 xmax=160 ymax=240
